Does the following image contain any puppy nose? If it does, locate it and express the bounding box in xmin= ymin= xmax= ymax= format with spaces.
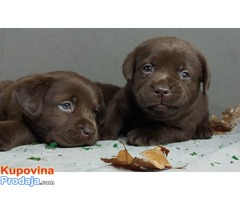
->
xmin=80 ymin=124 xmax=96 ymax=136
xmin=154 ymin=86 xmax=171 ymax=96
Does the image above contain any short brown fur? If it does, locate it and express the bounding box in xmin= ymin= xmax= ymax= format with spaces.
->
xmin=0 ymin=71 xmax=105 ymax=151
xmin=100 ymin=37 xmax=213 ymax=146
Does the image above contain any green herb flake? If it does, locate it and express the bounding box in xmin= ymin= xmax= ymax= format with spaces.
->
xmin=95 ymin=144 xmax=102 ymax=147
xmin=45 ymin=142 xmax=58 ymax=149
xmin=83 ymin=147 xmax=92 ymax=150
xmin=113 ymin=143 xmax=118 ymax=148
xmin=28 ymin=156 xmax=41 ymax=161
xmin=210 ymin=161 xmax=221 ymax=167
xmin=176 ymin=147 xmax=180 ymax=150
xmin=232 ymin=155 xmax=239 ymax=160
xmin=190 ymin=152 xmax=197 ymax=156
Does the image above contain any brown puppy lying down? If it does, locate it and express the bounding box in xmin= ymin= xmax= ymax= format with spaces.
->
xmin=0 ymin=71 xmax=105 ymax=151
xmin=100 ymin=37 xmax=213 ymax=146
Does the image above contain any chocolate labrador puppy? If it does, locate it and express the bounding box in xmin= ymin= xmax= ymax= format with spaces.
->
xmin=100 ymin=36 xmax=213 ymax=146
xmin=0 ymin=71 xmax=105 ymax=151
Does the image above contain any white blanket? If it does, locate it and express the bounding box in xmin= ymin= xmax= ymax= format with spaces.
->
xmin=1 ymin=124 xmax=239 ymax=172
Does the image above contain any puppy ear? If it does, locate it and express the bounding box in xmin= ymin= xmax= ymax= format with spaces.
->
xmin=122 ymin=51 xmax=135 ymax=81
xmin=197 ymin=52 xmax=211 ymax=95
xmin=12 ymin=75 xmax=51 ymax=119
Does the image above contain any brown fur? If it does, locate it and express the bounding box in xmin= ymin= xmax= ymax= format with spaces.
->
xmin=95 ymin=82 xmax=120 ymax=106
xmin=100 ymin=37 xmax=213 ymax=146
xmin=0 ymin=71 xmax=105 ymax=151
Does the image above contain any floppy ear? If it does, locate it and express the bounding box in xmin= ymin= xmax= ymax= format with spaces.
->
xmin=12 ymin=75 xmax=51 ymax=119
xmin=197 ymin=51 xmax=211 ymax=95
xmin=122 ymin=51 xmax=136 ymax=81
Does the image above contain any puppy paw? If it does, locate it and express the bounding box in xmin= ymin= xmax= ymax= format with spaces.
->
xmin=0 ymin=127 xmax=13 ymax=151
xmin=127 ymin=129 xmax=161 ymax=146
xmin=0 ymin=140 xmax=13 ymax=151
xmin=194 ymin=124 xmax=213 ymax=139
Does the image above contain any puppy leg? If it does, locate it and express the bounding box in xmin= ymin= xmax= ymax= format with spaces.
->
xmin=127 ymin=126 xmax=194 ymax=146
xmin=193 ymin=115 xmax=213 ymax=139
xmin=99 ymin=110 xmax=123 ymax=140
xmin=99 ymin=87 xmax=130 ymax=140
xmin=0 ymin=121 xmax=37 ymax=151
xmin=99 ymin=101 xmax=123 ymax=140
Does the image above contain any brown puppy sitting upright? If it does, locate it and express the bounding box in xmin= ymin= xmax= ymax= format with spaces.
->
xmin=100 ymin=37 xmax=213 ymax=146
xmin=0 ymin=71 xmax=105 ymax=151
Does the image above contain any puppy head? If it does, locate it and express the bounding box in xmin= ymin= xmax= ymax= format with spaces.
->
xmin=122 ymin=37 xmax=211 ymax=120
xmin=12 ymin=71 xmax=105 ymax=147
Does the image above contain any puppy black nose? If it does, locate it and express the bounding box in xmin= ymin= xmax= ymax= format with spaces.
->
xmin=154 ymin=86 xmax=171 ymax=96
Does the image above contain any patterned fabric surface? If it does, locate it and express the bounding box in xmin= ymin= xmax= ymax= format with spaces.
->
xmin=1 ymin=124 xmax=239 ymax=172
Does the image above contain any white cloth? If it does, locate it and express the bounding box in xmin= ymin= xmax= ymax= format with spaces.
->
xmin=1 ymin=124 xmax=239 ymax=172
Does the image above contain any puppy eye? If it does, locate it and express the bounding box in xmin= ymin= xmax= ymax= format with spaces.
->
xmin=179 ymin=70 xmax=191 ymax=80
xmin=142 ymin=64 xmax=154 ymax=74
xmin=58 ymin=101 xmax=74 ymax=112
xmin=93 ymin=109 xmax=99 ymax=118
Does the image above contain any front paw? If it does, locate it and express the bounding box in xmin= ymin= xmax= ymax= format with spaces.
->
xmin=0 ymin=140 xmax=13 ymax=151
xmin=0 ymin=128 xmax=13 ymax=151
xmin=194 ymin=124 xmax=213 ymax=139
xmin=127 ymin=129 xmax=161 ymax=146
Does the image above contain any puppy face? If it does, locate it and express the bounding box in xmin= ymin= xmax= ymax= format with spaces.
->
xmin=12 ymin=71 xmax=105 ymax=147
xmin=123 ymin=37 xmax=210 ymax=120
